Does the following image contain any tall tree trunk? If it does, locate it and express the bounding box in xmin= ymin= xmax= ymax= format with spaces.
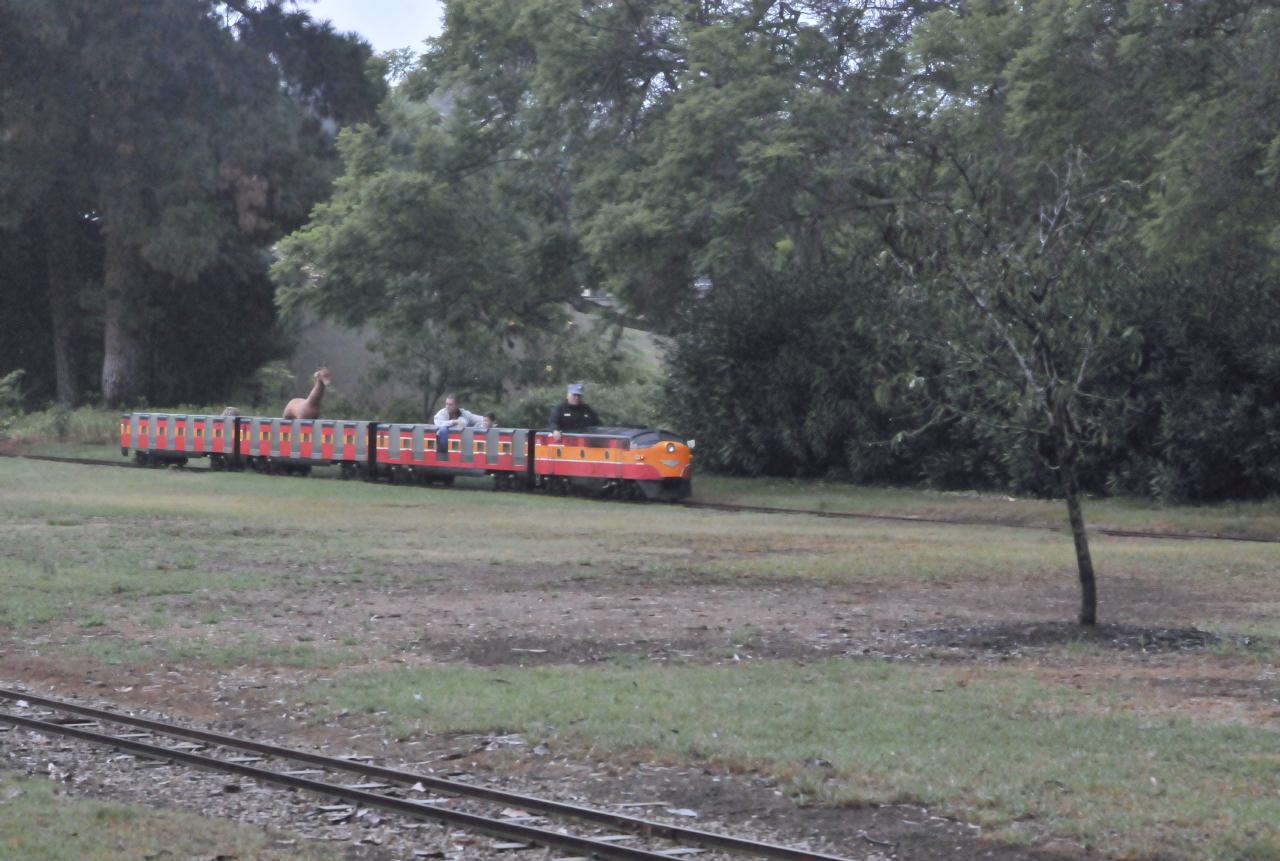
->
xmin=100 ymin=231 xmax=148 ymax=407
xmin=1054 ymin=428 xmax=1098 ymax=625
xmin=44 ymin=211 xmax=82 ymax=406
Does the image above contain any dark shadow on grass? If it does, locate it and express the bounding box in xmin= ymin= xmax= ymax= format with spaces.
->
xmin=903 ymin=621 xmax=1256 ymax=654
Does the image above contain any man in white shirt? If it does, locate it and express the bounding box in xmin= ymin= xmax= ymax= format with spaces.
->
xmin=434 ymin=394 xmax=489 ymax=460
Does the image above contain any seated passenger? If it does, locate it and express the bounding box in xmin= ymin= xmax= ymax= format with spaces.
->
xmin=434 ymin=394 xmax=487 ymax=459
xmin=548 ymin=383 xmax=600 ymax=440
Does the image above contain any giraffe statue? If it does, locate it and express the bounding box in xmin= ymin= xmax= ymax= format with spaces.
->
xmin=283 ymin=367 xmax=331 ymax=420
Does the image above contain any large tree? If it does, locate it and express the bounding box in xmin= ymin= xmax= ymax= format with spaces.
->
xmin=0 ymin=0 xmax=383 ymax=406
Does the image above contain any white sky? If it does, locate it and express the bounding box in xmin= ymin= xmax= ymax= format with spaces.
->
xmin=302 ymin=0 xmax=444 ymax=54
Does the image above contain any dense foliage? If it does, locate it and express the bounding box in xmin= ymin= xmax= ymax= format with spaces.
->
xmin=0 ymin=0 xmax=384 ymax=406
xmin=5 ymin=0 xmax=1280 ymax=507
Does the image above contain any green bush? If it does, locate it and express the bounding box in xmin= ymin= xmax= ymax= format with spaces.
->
xmin=2 ymin=405 xmax=118 ymax=446
xmin=497 ymin=379 xmax=669 ymax=430
xmin=666 ymin=263 xmax=1280 ymax=502
xmin=666 ymin=263 xmax=957 ymax=483
xmin=0 ymin=369 xmax=24 ymax=434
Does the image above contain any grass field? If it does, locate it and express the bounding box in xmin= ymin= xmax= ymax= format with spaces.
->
xmin=1 ymin=423 xmax=1279 ymax=859
xmin=0 ymin=774 xmax=343 ymax=861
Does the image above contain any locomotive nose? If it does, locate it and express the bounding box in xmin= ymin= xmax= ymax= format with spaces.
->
xmin=646 ymin=439 xmax=692 ymax=477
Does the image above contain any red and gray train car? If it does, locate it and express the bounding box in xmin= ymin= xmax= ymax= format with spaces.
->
xmin=120 ymin=412 xmax=693 ymax=500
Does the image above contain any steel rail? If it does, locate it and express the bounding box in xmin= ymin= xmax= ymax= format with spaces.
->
xmin=0 ymin=689 xmax=853 ymax=861
xmin=0 ymin=710 xmax=679 ymax=861
xmin=0 ymin=452 xmax=157 ymax=470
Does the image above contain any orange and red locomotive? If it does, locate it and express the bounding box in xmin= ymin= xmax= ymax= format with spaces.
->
xmin=120 ymin=412 xmax=693 ymax=501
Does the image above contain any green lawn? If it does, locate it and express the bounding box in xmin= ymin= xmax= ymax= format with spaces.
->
xmin=0 ymin=775 xmax=343 ymax=861
xmin=695 ymin=474 xmax=1280 ymax=540
xmin=311 ymin=659 xmax=1280 ymax=860
xmin=1 ymin=445 xmax=1278 ymax=860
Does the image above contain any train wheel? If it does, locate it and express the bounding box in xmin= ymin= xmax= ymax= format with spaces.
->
xmin=134 ymin=452 xmax=149 ymax=467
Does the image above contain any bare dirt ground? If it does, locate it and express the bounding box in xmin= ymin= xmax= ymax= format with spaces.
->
xmin=4 ymin=546 xmax=1275 ymax=861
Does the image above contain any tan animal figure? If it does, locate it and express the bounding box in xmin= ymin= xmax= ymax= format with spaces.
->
xmin=283 ymin=367 xmax=331 ymax=420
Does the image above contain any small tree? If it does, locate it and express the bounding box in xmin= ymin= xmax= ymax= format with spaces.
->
xmin=367 ymin=322 xmax=524 ymax=422
xmin=900 ymin=151 xmax=1136 ymax=626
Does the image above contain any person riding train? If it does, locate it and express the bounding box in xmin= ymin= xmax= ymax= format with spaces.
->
xmin=434 ymin=394 xmax=489 ymax=460
xmin=548 ymin=383 xmax=600 ymax=440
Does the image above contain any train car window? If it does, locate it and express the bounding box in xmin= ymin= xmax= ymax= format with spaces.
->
xmin=426 ymin=437 xmax=436 ymax=452
xmin=377 ymin=434 xmax=388 ymax=449
xmin=448 ymin=438 xmax=461 ymax=453
xmin=213 ymin=426 xmax=221 ymax=437
xmin=474 ymin=440 xmax=487 ymax=454
xmin=499 ymin=441 xmax=512 ymax=455
xmin=579 ymin=449 xmax=586 ymax=458
xmin=194 ymin=427 xmax=203 ymax=438
xmin=604 ymin=450 xmax=610 ymax=460
xmin=322 ymin=432 xmax=333 ymax=445
xmin=555 ymin=447 xmax=562 ymax=458
xmin=281 ymin=430 xmax=291 ymax=442
xmin=260 ymin=429 xmax=269 ymax=441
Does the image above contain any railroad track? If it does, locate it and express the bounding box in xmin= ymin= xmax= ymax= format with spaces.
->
xmin=0 ymin=688 xmax=852 ymax=861
xmin=0 ymin=451 xmax=165 ymax=470
xmin=5 ymin=450 xmax=1277 ymax=544
xmin=677 ymin=500 xmax=1280 ymax=544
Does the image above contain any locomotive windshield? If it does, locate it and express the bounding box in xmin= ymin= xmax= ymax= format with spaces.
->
xmin=629 ymin=429 xmax=683 ymax=447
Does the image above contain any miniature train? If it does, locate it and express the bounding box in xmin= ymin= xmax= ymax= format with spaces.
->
xmin=119 ymin=412 xmax=693 ymax=500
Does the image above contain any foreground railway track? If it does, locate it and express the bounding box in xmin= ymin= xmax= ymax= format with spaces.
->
xmin=4 ymin=450 xmax=1277 ymax=544
xmin=0 ymin=688 xmax=853 ymax=861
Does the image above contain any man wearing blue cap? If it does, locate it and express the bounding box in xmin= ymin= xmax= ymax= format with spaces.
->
xmin=548 ymin=383 xmax=600 ymax=438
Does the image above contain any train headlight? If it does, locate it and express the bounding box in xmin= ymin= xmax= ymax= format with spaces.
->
xmin=686 ymin=439 xmax=696 ymax=450
xmin=666 ymin=442 xmax=677 ymax=453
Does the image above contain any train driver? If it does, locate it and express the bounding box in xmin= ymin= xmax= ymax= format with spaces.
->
xmin=548 ymin=383 xmax=601 ymax=440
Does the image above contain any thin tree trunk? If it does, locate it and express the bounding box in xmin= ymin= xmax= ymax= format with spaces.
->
xmin=100 ymin=232 xmax=148 ymax=407
xmin=1055 ymin=430 xmax=1098 ymax=625
xmin=44 ymin=211 xmax=81 ymax=406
